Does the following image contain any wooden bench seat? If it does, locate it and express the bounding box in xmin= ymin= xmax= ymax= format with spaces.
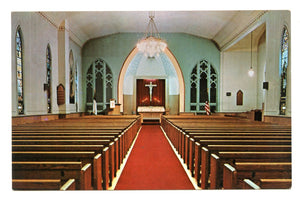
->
xmin=208 ymin=151 xmax=291 ymax=189
xmin=12 ymin=144 xmax=105 ymax=151
xmin=160 ymin=115 xmax=292 ymax=190
xmin=258 ymin=178 xmax=292 ymax=189
xmin=191 ymin=144 xmax=291 ymax=186
xmin=12 ymin=135 xmax=117 ymax=140
xmin=13 ymin=161 xmax=91 ymax=190
xmin=11 ymin=115 xmax=142 ymax=190
xmin=189 ymin=139 xmax=291 ymax=181
xmin=12 ymin=132 xmax=121 ymax=136
xmin=12 ymin=151 xmax=96 ymax=163
xmin=242 ymin=178 xmax=292 ymax=189
xmin=12 ymin=126 xmax=128 ymax=131
xmin=193 ymin=135 xmax=291 ymax=140
xmin=11 ymin=135 xmax=136 ymax=189
xmin=187 ymin=131 xmax=291 ymax=135
xmin=199 ymin=145 xmax=292 ymax=188
xmin=223 ymin=162 xmax=291 ymax=189
xmin=12 ymin=139 xmax=112 ymax=145
xmin=12 ymin=179 xmax=76 ymax=190
xmin=12 ymin=129 xmax=123 ymax=133
xmin=12 ymin=148 xmax=112 ymax=190
xmin=12 ymin=138 xmax=121 ymax=170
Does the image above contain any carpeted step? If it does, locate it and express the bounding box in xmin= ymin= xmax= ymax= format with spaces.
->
xmin=142 ymin=119 xmax=160 ymax=125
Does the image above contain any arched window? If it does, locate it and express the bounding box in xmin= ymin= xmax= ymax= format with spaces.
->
xmin=279 ymin=26 xmax=289 ymax=115
xmin=86 ymin=58 xmax=113 ymax=114
xmin=75 ymin=62 xmax=79 ymax=112
xmin=190 ymin=60 xmax=217 ymax=113
xmin=16 ymin=27 xmax=24 ymax=114
xmin=69 ymin=50 xmax=75 ymax=104
xmin=46 ymin=44 xmax=52 ymax=113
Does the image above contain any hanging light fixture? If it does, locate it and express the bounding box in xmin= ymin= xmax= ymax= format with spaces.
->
xmin=248 ymin=31 xmax=254 ymax=77
xmin=137 ymin=12 xmax=167 ymax=58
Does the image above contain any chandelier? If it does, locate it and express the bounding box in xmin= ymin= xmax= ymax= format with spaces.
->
xmin=137 ymin=12 xmax=167 ymax=58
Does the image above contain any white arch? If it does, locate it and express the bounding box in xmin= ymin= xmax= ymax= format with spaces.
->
xmin=118 ymin=47 xmax=185 ymax=113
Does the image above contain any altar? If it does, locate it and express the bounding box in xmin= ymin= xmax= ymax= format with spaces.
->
xmin=137 ymin=106 xmax=165 ymax=123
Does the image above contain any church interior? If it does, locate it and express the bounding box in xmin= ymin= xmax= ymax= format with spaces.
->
xmin=10 ymin=8 xmax=294 ymax=192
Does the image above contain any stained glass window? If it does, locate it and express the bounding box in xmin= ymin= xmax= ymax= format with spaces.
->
xmin=69 ymin=50 xmax=75 ymax=104
xmin=46 ymin=44 xmax=52 ymax=113
xmin=279 ymin=26 xmax=289 ymax=115
xmin=86 ymin=59 xmax=113 ymax=114
xmin=75 ymin=63 xmax=78 ymax=112
xmin=190 ymin=60 xmax=217 ymax=113
xmin=16 ymin=27 xmax=24 ymax=114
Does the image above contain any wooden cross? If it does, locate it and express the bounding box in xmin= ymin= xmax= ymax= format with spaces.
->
xmin=145 ymin=82 xmax=157 ymax=102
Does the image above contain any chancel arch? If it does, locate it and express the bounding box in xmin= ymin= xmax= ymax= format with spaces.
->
xmin=118 ymin=47 xmax=184 ymax=114
xmin=86 ymin=58 xmax=113 ymax=114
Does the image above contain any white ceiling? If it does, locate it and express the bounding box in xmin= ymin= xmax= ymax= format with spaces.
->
xmin=41 ymin=10 xmax=266 ymax=48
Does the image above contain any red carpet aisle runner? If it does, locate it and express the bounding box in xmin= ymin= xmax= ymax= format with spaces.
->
xmin=115 ymin=125 xmax=194 ymax=190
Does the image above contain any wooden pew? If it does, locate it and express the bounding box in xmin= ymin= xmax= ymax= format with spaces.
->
xmin=194 ymin=139 xmax=291 ymax=186
xmin=200 ymin=146 xmax=291 ymax=189
xmin=12 ymin=152 xmax=97 ymax=189
xmin=186 ymin=135 xmax=290 ymax=173
xmin=161 ymin=115 xmax=291 ymax=190
xmin=12 ymin=129 xmax=136 ymax=172
xmin=223 ymin=162 xmax=291 ymax=189
xmin=209 ymin=151 xmax=291 ymax=189
xmin=11 ymin=115 xmax=141 ymax=190
xmin=192 ymin=144 xmax=291 ymax=186
xmin=12 ymin=149 xmax=110 ymax=190
xmin=242 ymin=178 xmax=291 ymax=189
xmin=12 ymin=179 xmax=76 ymax=190
xmin=12 ymin=135 xmax=116 ymax=140
xmin=12 ymin=161 xmax=91 ymax=190
xmin=12 ymin=132 xmax=121 ymax=136
xmin=258 ymin=178 xmax=292 ymax=189
xmin=12 ymin=144 xmax=105 ymax=151
xmin=12 ymin=139 xmax=111 ymax=145
xmin=12 ymin=145 xmax=106 ymax=190
xmin=12 ymin=119 xmax=141 ymax=190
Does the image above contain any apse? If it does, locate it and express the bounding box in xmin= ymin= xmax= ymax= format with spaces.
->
xmin=123 ymin=52 xmax=180 ymax=115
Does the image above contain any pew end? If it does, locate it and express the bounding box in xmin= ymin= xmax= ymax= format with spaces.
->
xmin=242 ymin=179 xmax=261 ymax=189
xmin=223 ymin=163 xmax=237 ymax=189
xmin=60 ymin=179 xmax=76 ymax=190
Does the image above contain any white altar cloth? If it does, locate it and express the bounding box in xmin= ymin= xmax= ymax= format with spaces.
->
xmin=137 ymin=106 xmax=165 ymax=123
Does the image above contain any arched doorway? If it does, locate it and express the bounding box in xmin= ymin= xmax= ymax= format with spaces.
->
xmin=118 ymin=47 xmax=185 ymax=114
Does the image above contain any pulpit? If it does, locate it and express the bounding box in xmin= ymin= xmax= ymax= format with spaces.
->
xmin=107 ymin=103 xmax=121 ymax=115
xmin=137 ymin=106 xmax=165 ymax=123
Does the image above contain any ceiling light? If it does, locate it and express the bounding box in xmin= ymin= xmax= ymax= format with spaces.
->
xmin=248 ymin=31 xmax=254 ymax=77
xmin=137 ymin=12 xmax=167 ymax=58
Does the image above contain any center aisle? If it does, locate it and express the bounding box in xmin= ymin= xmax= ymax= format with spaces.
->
xmin=115 ymin=125 xmax=195 ymax=190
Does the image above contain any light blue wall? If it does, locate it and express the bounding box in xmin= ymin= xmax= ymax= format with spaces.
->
xmin=82 ymin=33 xmax=220 ymax=112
